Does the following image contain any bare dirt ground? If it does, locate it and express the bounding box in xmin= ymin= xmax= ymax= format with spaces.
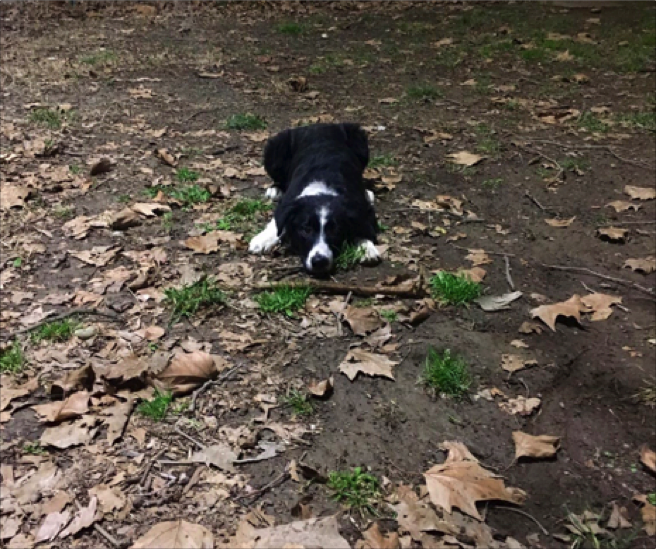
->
xmin=1 ymin=2 xmax=655 ymax=548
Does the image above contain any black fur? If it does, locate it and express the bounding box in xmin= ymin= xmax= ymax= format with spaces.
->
xmin=263 ymin=123 xmax=377 ymax=275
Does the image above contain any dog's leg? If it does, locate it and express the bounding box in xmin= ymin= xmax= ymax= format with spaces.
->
xmin=249 ymin=219 xmax=279 ymax=254
xmin=365 ymin=189 xmax=375 ymax=205
xmin=357 ymin=239 xmax=381 ymax=264
xmin=265 ymin=187 xmax=282 ymax=200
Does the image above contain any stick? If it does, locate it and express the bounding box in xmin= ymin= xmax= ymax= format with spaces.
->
xmin=94 ymin=524 xmax=123 ymax=549
xmin=600 ymin=220 xmax=656 ymax=226
xmin=174 ymin=426 xmax=204 ymax=449
xmin=541 ymin=263 xmax=655 ymax=299
xmin=493 ymin=505 xmax=549 ymax=536
xmin=451 ymin=245 xmax=516 ymax=258
xmin=2 ymin=308 xmax=121 ymax=340
xmin=524 ymin=191 xmax=550 ymax=213
xmin=504 ymin=256 xmax=515 ymax=291
xmin=234 ymin=471 xmax=290 ymax=503
xmin=253 ymin=281 xmax=427 ymax=298
xmin=189 ymin=362 xmax=247 ymax=412
xmin=141 ymin=448 xmax=166 ymax=486
xmin=514 ymin=143 xmax=564 ymax=181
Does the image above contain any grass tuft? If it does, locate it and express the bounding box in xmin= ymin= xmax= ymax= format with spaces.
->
xmin=164 ymin=277 xmax=226 ymax=323
xmin=137 ymin=389 xmax=173 ymax=421
xmin=336 ymin=242 xmax=365 ymax=271
xmin=327 ymin=467 xmax=381 ymax=514
xmin=175 ymin=167 xmax=200 ymax=183
xmin=0 ymin=341 xmax=24 ymax=374
xmin=28 ymin=108 xmax=63 ymax=130
xmin=277 ymin=22 xmax=304 ymax=35
xmin=23 ymin=442 xmax=47 ymax=455
xmin=225 ymin=113 xmax=267 ymax=131
xmin=429 ymin=272 xmax=481 ymax=306
xmin=80 ymin=49 xmax=118 ymax=66
xmin=281 ymin=389 xmax=314 ymax=416
xmin=203 ymin=199 xmax=272 ymax=232
xmin=31 ymin=319 xmax=80 ymax=344
xmin=421 ymin=348 xmax=471 ymax=398
xmin=618 ymin=111 xmax=656 ymax=132
xmin=379 ymin=310 xmax=397 ymax=323
xmin=368 ymin=154 xmax=397 ymax=169
xmin=254 ymin=285 xmax=312 ymax=317
xmin=577 ymin=112 xmax=610 ymax=133
xmin=407 ymin=84 xmax=443 ymax=100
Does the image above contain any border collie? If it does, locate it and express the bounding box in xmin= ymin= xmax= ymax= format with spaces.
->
xmin=248 ymin=122 xmax=379 ymax=276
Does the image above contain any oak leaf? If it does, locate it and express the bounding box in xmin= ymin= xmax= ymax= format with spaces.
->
xmin=512 ymin=431 xmax=560 ymax=460
xmin=339 ymin=349 xmax=398 ymax=381
xmin=530 ymin=294 xmax=584 ymax=331
xmin=131 ymin=520 xmax=214 ymax=549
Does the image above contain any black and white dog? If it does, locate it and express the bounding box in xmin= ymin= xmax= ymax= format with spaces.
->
xmin=249 ymin=123 xmax=379 ymax=276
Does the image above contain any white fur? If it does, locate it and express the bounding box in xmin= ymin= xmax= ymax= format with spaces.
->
xmin=305 ymin=206 xmax=333 ymax=271
xmin=265 ymin=187 xmax=281 ymax=200
xmin=297 ymin=181 xmax=338 ymax=199
xmin=249 ymin=219 xmax=279 ymax=254
xmin=366 ymin=189 xmax=375 ymax=205
xmin=358 ymin=240 xmax=381 ymax=264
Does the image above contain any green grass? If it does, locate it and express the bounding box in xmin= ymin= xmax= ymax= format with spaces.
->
xmin=648 ymin=493 xmax=656 ymax=506
xmin=309 ymin=53 xmax=345 ymax=75
xmin=117 ymin=194 xmax=132 ymax=203
xmin=28 ymin=108 xmax=63 ymax=130
xmin=146 ymin=184 xmax=211 ymax=208
xmin=336 ymin=242 xmax=366 ymax=271
xmin=175 ymin=167 xmax=200 ymax=183
xmin=164 ymin=277 xmax=226 ymax=323
xmin=577 ymin=112 xmax=610 ymax=133
xmin=429 ymin=272 xmax=482 ymax=306
xmin=281 ymin=389 xmax=314 ymax=416
xmin=354 ymin=298 xmax=374 ymax=308
xmin=162 ymin=212 xmax=173 ymax=232
xmin=80 ymin=49 xmax=117 ymax=66
xmin=368 ymin=154 xmax=397 ymax=169
xmin=421 ymin=348 xmax=471 ymax=398
xmin=12 ymin=258 xmax=22 ymax=268
xmin=254 ymin=285 xmax=312 ymax=317
xmin=69 ymin=164 xmax=81 ymax=175
xmin=407 ymin=84 xmax=443 ymax=100
xmin=482 ymin=178 xmax=503 ymax=189
xmin=561 ymin=158 xmax=590 ymax=173
xmin=137 ymin=389 xmax=173 ymax=421
xmin=327 ymin=467 xmax=381 ymax=515
xmin=379 ymin=310 xmax=397 ymax=323
xmin=23 ymin=442 xmax=47 ymax=455
xmin=618 ymin=111 xmax=656 ymax=132
xmin=30 ymin=319 xmax=80 ymax=344
xmin=203 ymin=199 xmax=272 ymax=232
xmin=377 ymin=221 xmax=389 ymax=233
xmin=277 ymin=22 xmax=304 ymax=35
xmin=52 ymin=206 xmax=74 ymax=220
xmin=0 ymin=341 xmax=24 ymax=374
xmin=225 ymin=113 xmax=267 ymax=131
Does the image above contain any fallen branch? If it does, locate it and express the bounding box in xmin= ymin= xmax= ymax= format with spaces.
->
xmin=234 ymin=471 xmax=290 ymax=503
xmin=524 ymin=191 xmax=553 ymax=214
xmin=254 ymin=281 xmax=427 ymax=298
xmin=493 ymin=505 xmax=549 ymax=536
xmin=541 ymin=263 xmax=655 ymax=299
xmin=600 ymin=220 xmax=656 ymax=226
xmin=504 ymin=256 xmax=515 ymax=291
xmin=2 ymin=308 xmax=121 ymax=340
xmin=189 ymin=362 xmax=247 ymax=412
xmin=93 ymin=524 xmax=124 ymax=549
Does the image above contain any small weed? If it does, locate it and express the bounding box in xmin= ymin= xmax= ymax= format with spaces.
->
xmin=635 ymin=379 xmax=656 ymax=407
xmin=277 ymin=22 xmax=304 ymax=35
xmin=327 ymin=467 xmax=381 ymax=515
xmin=429 ymin=271 xmax=481 ymax=306
xmin=0 ymin=341 xmax=24 ymax=374
xmin=561 ymin=158 xmax=590 ymax=173
xmin=80 ymin=49 xmax=117 ymax=66
xmin=309 ymin=53 xmax=345 ymax=74
xmin=421 ymin=348 xmax=471 ymax=398
xmin=164 ymin=277 xmax=226 ymax=322
xmin=23 ymin=442 xmax=47 ymax=455
xmin=354 ymin=298 xmax=374 ymax=308
xmin=205 ymin=199 xmax=272 ymax=232
xmin=162 ymin=212 xmax=173 ymax=232
xmin=12 ymin=257 xmax=22 ymax=268
xmin=254 ymin=285 xmax=312 ymax=317
xmin=225 ymin=113 xmax=267 ymax=131
xmin=169 ymin=185 xmax=211 ymax=208
xmin=137 ymin=389 xmax=173 ymax=421
xmin=281 ymin=389 xmax=314 ymax=416
xmin=377 ymin=221 xmax=389 ymax=233
xmin=69 ymin=164 xmax=81 ymax=175
xmin=31 ymin=319 xmax=80 ymax=343
xmin=117 ymin=194 xmax=132 ymax=203
xmin=52 ymin=206 xmax=74 ymax=220
xmin=336 ymin=242 xmax=365 ymax=271
xmin=171 ymin=399 xmax=190 ymax=415
xmin=474 ymin=75 xmax=492 ymax=94
xmin=577 ymin=112 xmax=610 ymax=133
xmin=407 ymin=84 xmax=443 ymax=100
xmin=175 ymin=167 xmax=200 ymax=183
xmin=648 ymin=493 xmax=656 ymax=506
xmin=618 ymin=111 xmax=656 ymax=132
xmin=379 ymin=310 xmax=397 ymax=323
xmin=503 ymin=100 xmax=519 ymax=111
xmin=446 ymin=163 xmax=479 ymax=177
xmin=482 ymin=178 xmax=503 ymax=189
xmin=28 ymin=108 xmax=62 ymax=130
xmin=368 ymin=154 xmax=397 ymax=168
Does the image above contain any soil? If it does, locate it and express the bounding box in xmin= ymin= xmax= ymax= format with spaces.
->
xmin=1 ymin=2 xmax=655 ymax=548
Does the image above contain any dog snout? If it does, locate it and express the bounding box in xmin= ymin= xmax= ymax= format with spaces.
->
xmin=310 ymin=254 xmax=332 ymax=273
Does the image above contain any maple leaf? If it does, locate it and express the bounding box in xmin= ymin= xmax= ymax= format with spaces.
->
xmin=339 ymin=349 xmax=398 ymax=381
xmin=580 ymin=292 xmax=622 ymax=321
xmin=596 ymin=227 xmax=628 ymax=242
xmin=545 ymin=217 xmax=575 ymax=228
xmin=501 ymin=354 xmax=537 ymax=374
xmin=624 ymin=185 xmax=655 ymax=200
xmin=624 ymin=257 xmax=656 ymax=274
xmin=131 ymin=520 xmax=214 ymax=549
xmin=343 ymin=305 xmax=384 ymax=335
xmin=448 ymin=151 xmax=483 ymax=166
xmin=530 ymin=294 xmax=584 ymax=331
xmin=512 ymin=431 xmax=560 ymax=460
xmin=184 ymin=234 xmax=221 ymax=254
xmin=606 ymin=200 xmax=640 ymax=213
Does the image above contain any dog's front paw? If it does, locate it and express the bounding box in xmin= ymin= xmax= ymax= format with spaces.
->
xmin=249 ymin=220 xmax=279 ymax=254
xmin=366 ymin=189 xmax=375 ymax=205
xmin=265 ymin=187 xmax=281 ymax=200
xmin=358 ymin=240 xmax=381 ymax=264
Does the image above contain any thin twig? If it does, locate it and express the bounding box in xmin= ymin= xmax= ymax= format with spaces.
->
xmin=451 ymin=245 xmax=516 ymax=257
xmin=524 ymin=191 xmax=549 ymax=213
xmin=504 ymin=256 xmax=515 ymax=291
xmin=141 ymin=448 xmax=166 ymax=486
xmin=3 ymin=308 xmax=121 ymax=340
xmin=234 ymin=471 xmax=290 ymax=503
xmin=174 ymin=426 xmax=205 ymax=449
xmin=600 ymin=220 xmax=656 ymax=226
xmin=94 ymin=524 xmax=123 ymax=549
xmin=189 ymin=362 xmax=247 ymax=412
xmin=514 ymin=143 xmax=564 ymax=181
xmin=493 ymin=505 xmax=550 ymax=536
xmin=541 ymin=263 xmax=655 ymax=299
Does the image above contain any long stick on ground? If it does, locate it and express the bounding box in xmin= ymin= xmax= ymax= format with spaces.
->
xmin=254 ymin=281 xmax=427 ymax=298
xmin=189 ymin=362 xmax=247 ymax=412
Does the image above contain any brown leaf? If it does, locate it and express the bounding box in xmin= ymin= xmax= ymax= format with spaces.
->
xmin=606 ymin=200 xmax=641 ymax=213
xmin=357 ymin=523 xmax=400 ymax=549
xmin=101 ymin=399 xmax=133 ymax=445
xmin=640 ymin=445 xmax=656 ymax=473
xmin=70 ymin=245 xmax=120 ymax=267
xmin=343 ymin=305 xmax=384 ymax=335
xmin=234 ymin=515 xmax=349 ymax=549
xmin=90 ymin=158 xmax=113 ymax=176
xmin=581 ymin=293 xmax=622 ymax=321
xmin=389 ymin=487 xmax=459 ymax=541
xmin=633 ymin=495 xmax=656 ymax=536
xmin=1 ymin=516 xmax=21 ymax=541
xmin=465 ymin=249 xmax=492 ymax=266
xmin=40 ymin=418 xmax=96 ymax=449
xmin=137 ymin=325 xmax=165 ymax=341
xmin=545 ymin=217 xmax=575 ymax=228
xmin=35 ymin=511 xmax=71 ymax=544
xmin=0 ymin=185 xmax=32 ymax=210
xmin=184 ymin=234 xmax=220 ymax=254
xmin=624 ymin=257 xmax=656 ymax=274
xmin=499 ymin=396 xmax=541 ymax=416
xmin=103 ymin=354 xmax=150 ymax=389
xmin=339 ymin=349 xmax=398 ymax=381
xmin=458 ymin=267 xmax=486 ymax=283
xmin=89 ymin=484 xmax=126 ymax=515
xmin=0 ymin=377 xmax=39 ymax=411
xmin=607 ymin=502 xmax=632 ymax=529
xmin=440 ymin=441 xmax=479 ymax=463
xmin=59 ymin=496 xmax=98 ymax=539
xmin=475 ymin=291 xmax=523 ymax=311
xmin=378 ymin=97 xmax=399 ymax=104
xmin=530 ymin=294 xmax=584 ymax=331
xmin=501 ymin=355 xmax=537 ymax=374
xmin=32 ymin=392 xmax=90 ymax=423
xmin=109 ymin=208 xmax=142 ymax=230
xmin=10 ymin=461 xmax=62 ymax=504
xmin=191 ymin=443 xmax=238 ymax=473
xmin=156 ymin=351 xmax=220 ymax=395
xmin=512 ymin=431 xmax=560 ymax=460
xmin=156 ymin=148 xmax=177 ymax=167
xmin=131 ymin=203 xmax=172 ymax=217
xmin=50 ymin=364 xmax=94 ymax=397
xmin=62 ymin=215 xmax=93 ymax=239
xmin=624 ymin=185 xmax=655 ymax=200
xmin=287 ymin=76 xmax=308 ymax=92
xmin=308 ymin=377 xmax=333 ymax=398
xmin=131 ymin=520 xmax=214 ymax=549
xmin=518 ymin=321 xmax=544 ymax=334
xmin=597 ymin=227 xmax=628 ymax=242
xmin=511 ymin=339 xmax=529 ymax=348
xmin=447 ymin=151 xmax=483 ymax=166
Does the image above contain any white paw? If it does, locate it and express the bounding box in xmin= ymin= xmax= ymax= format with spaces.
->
xmin=366 ymin=189 xmax=375 ymax=205
xmin=358 ymin=240 xmax=381 ymax=264
xmin=265 ymin=187 xmax=281 ymax=200
xmin=249 ymin=219 xmax=279 ymax=254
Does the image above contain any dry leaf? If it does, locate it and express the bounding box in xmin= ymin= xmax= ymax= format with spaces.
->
xmin=50 ymin=364 xmax=94 ymax=397
xmin=103 ymin=354 xmax=150 ymax=389
xmin=131 ymin=203 xmax=171 ymax=217
xmin=501 ymin=355 xmax=537 ymax=374
xmin=343 ymin=305 xmax=384 ymax=335
xmin=459 ymin=267 xmax=486 ymax=283
xmin=389 ymin=488 xmax=459 ymax=541
xmin=518 ymin=321 xmax=543 ymax=334
xmin=59 ymin=496 xmax=97 ymax=538
xmin=89 ymin=484 xmax=126 ymax=514
xmin=192 ymin=443 xmax=237 ymax=473
xmin=240 ymin=515 xmax=349 ymax=549
xmin=357 ymin=523 xmax=400 ymax=549
xmin=640 ymin=445 xmax=656 ymax=473
xmin=433 ymin=37 xmax=454 ymax=47
xmin=101 ymin=399 xmax=133 ymax=445
xmin=510 ymin=339 xmax=529 ymax=348
xmin=378 ymin=97 xmax=398 ymax=104
xmin=1 ymin=516 xmax=21 ymax=541
xmin=624 ymin=257 xmax=656 ymax=274
xmin=581 ymin=293 xmax=622 ymax=321
xmin=464 ymin=249 xmax=492 ymax=266
xmin=139 ymin=326 xmax=165 ymax=341
xmin=530 ymin=294 xmax=584 ymax=331
xmin=606 ymin=200 xmax=640 ymax=213
xmin=131 ymin=520 xmax=214 ymax=549
xmin=70 ymin=246 xmax=120 ymax=267
xmin=447 ymin=151 xmax=483 ymax=166
xmin=633 ymin=495 xmax=656 ymax=536
xmin=624 ymin=185 xmax=655 ymax=200
xmin=234 ymin=441 xmax=285 ymax=464
xmin=184 ymin=234 xmax=221 ymax=254
xmin=512 ymin=431 xmax=560 ymax=460
xmin=339 ymin=349 xmax=398 ymax=381
xmin=156 ymin=351 xmax=221 ymax=395
xmin=308 ymin=377 xmax=333 ymax=398
xmin=40 ymin=418 xmax=96 ymax=449
xmin=1 ymin=185 xmax=32 ymax=210
xmin=475 ymin=291 xmax=522 ymax=311
xmin=499 ymin=396 xmax=541 ymax=416
xmin=597 ymin=227 xmax=628 ymax=242
xmin=35 ymin=511 xmax=71 ymax=543
xmin=545 ymin=217 xmax=575 ymax=228
xmin=556 ymin=50 xmax=574 ymax=61
xmin=0 ymin=377 xmax=39 ymax=411
xmin=109 ymin=208 xmax=142 ymax=230
xmin=10 ymin=461 xmax=62 ymax=504
xmin=607 ymin=502 xmax=632 ymax=529
xmin=440 ymin=441 xmax=479 ymax=463
xmin=156 ymin=148 xmax=177 ymax=167
xmin=32 ymin=392 xmax=89 ymax=423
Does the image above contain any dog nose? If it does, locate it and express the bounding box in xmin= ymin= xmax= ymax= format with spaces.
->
xmin=310 ymin=254 xmax=331 ymax=273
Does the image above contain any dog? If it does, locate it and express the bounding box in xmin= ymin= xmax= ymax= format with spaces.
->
xmin=248 ymin=122 xmax=379 ymax=276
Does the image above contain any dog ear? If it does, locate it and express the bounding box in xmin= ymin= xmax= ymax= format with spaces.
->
xmin=274 ymin=199 xmax=301 ymax=238
xmin=340 ymin=123 xmax=369 ymax=170
xmin=263 ymin=129 xmax=294 ymax=187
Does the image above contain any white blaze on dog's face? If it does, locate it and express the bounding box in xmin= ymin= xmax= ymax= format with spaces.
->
xmin=305 ymin=206 xmax=333 ymax=274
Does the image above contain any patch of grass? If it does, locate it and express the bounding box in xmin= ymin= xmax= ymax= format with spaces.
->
xmin=171 ymin=399 xmax=189 ymax=415
xmin=327 ymin=467 xmax=381 ymax=515
xmin=577 ymin=112 xmax=610 ymax=133
xmin=162 ymin=212 xmax=173 ymax=232
xmin=28 ymin=108 xmax=62 ymax=130
xmin=421 ymin=348 xmax=471 ymax=398
xmin=309 ymin=53 xmax=345 ymax=74
xmin=281 ymin=389 xmax=314 ymax=416
xmin=80 ymin=49 xmax=117 ymax=66
xmin=561 ymin=158 xmax=590 ymax=173
xmin=117 ymin=194 xmax=132 ymax=203
xmin=434 ymin=48 xmax=465 ymax=69
xmin=204 ymin=199 xmax=272 ymax=232
xmin=482 ymin=178 xmax=503 ymax=189
xmin=175 ymin=167 xmax=200 ymax=183
xmin=254 ymin=285 xmax=312 ymax=317
xmin=225 ymin=113 xmax=267 ymax=131
xmin=0 ymin=341 xmax=24 ymax=374
xmin=407 ymin=84 xmax=443 ymax=100
xmin=164 ymin=277 xmax=226 ymax=322
xmin=618 ymin=111 xmax=656 ymax=132
xmin=336 ymin=242 xmax=365 ymax=271
xmin=12 ymin=257 xmax=22 ymax=268
xmin=354 ymin=298 xmax=374 ymax=308
xmin=368 ymin=154 xmax=397 ymax=169
xmin=30 ymin=318 xmax=80 ymax=344
xmin=277 ymin=22 xmax=304 ymax=35
xmin=23 ymin=442 xmax=47 ymax=455
xmin=379 ymin=310 xmax=397 ymax=323
xmin=52 ymin=206 xmax=74 ymax=220
xmin=636 ymin=380 xmax=656 ymax=407
xmin=137 ymin=389 xmax=173 ymax=421
xmin=377 ymin=221 xmax=389 ymax=233
xmin=429 ymin=271 xmax=481 ymax=306
xmin=474 ymin=74 xmax=492 ymax=94
xmin=648 ymin=493 xmax=656 ymax=506
xmin=69 ymin=164 xmax=81 ymax=175
xmin=168 ymin=185 xmax=211 ymax=208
